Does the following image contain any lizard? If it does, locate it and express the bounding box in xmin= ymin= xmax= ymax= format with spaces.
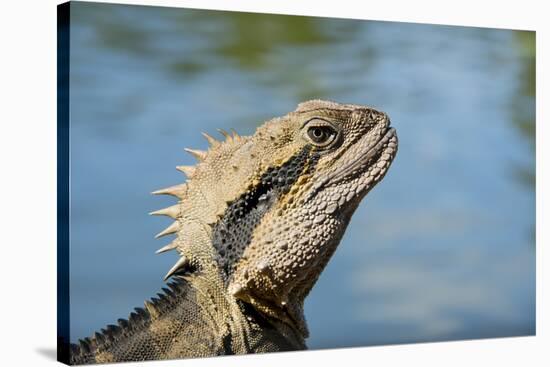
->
xmin=66 ymin=99 xmax=398 ymax=364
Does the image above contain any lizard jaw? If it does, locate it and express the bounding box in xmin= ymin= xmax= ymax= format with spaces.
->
xmin=328 ymin=126 xmax=397 ymax=185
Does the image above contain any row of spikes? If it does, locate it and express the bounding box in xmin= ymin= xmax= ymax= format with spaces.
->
xmin=150 ymin=129 xmax=242 ymax=198
xmin=148 ymin=129 xmax=242 ymax=281
xmin=70 ymin=277 xmax=189 ymax=358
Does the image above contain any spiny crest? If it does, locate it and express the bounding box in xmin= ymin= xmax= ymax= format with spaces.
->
xmin=150 ymin=128 xmax=244 ymax=281
xmin=71 ymin=278 xmax=189 ymax=359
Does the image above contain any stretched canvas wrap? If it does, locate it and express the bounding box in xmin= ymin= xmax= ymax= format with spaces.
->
xmin=57 ymin=1 xmax=536 ymax=364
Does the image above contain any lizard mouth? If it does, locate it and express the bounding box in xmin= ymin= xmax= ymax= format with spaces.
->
xmin=327 ymin=126 xmax=398 ymax=186
xmin=353 ymin=127 xmax=397 ymax=178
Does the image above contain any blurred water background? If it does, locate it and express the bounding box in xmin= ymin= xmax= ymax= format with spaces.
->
xmin=68 ymin=2 xmax=535 ymax=349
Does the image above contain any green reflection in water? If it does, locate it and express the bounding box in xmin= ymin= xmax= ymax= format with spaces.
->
xmin=511 ymin=31 xmax=535 ymax=189
xmin=198 ymin=13 xmax=340 ymax=68
xmin=72 ymin=3 xmax=369 ymax=101
xmin=510 ymin=30 xmax=535 ymax=246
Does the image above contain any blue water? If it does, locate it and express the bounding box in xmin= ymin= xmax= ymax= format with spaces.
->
xmin=68 ymin=2 xmax=535 ymax=350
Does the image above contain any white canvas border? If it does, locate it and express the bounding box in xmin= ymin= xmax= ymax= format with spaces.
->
xmin=0 ymin=0 xmax=545 ymax=366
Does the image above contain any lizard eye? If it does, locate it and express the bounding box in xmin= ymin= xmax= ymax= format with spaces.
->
xmin=305 ymin=121 xmax=338 ymax=147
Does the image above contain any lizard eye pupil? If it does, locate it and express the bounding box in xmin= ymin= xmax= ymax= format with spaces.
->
xmin=307 ymin=126 xmax=335 ymax=145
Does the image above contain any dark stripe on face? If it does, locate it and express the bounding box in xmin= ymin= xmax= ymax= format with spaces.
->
xmin=213 ymin=146 xmax=318 ymax=278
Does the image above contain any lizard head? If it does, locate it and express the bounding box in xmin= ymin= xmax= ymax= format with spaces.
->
xmin=224 ymin=100 xmax=398 ymax=335
xmin=152 ymin=100 xmax=397 ymax=337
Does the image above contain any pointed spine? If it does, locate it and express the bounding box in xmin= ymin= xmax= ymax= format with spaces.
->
xmin=94 ymin=332 xmax=105 ymax=345
xmin=155 ymin=221 xmax=180 ymax=239
xmin=230 ymin=128 xmax=240 ymax=139
xmin=149 ymin=204 xmax=180 ymax=219
xmin=144 ymin=301 xmax=159 ymax=319
xmin=134 ymin=307 xmax=148 ymax=322
xmin=117 ymin=318 xmax=128 ymax=328
xmin=162 ymin=287 xmax=174 ymax=298
xmin=79 ymin=339 xmax=90 ymax=354
xmin=217 ymin=128 xmax=231 ymax=140
xmin=184 ymin=148 xmax=207 ymax=162
xmin=155 ymin=241 xmax=177 ymax=254
xmin=151 ymin=183 xmax=187 ymax=199
xmin=164 ymin=256 xmax=189 ymax=281
xmin=176 ymin=165 xmax=196 ymax=178
xmin=201 ymin=132 xmax=219 ymax=147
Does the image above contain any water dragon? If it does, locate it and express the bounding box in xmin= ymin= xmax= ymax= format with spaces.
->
xmin=66 ymin=100 xmax=398 ymax=364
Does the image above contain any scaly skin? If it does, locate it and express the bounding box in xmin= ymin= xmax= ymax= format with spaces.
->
xmin=68 ymin=100 xmax=398 ymax=364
